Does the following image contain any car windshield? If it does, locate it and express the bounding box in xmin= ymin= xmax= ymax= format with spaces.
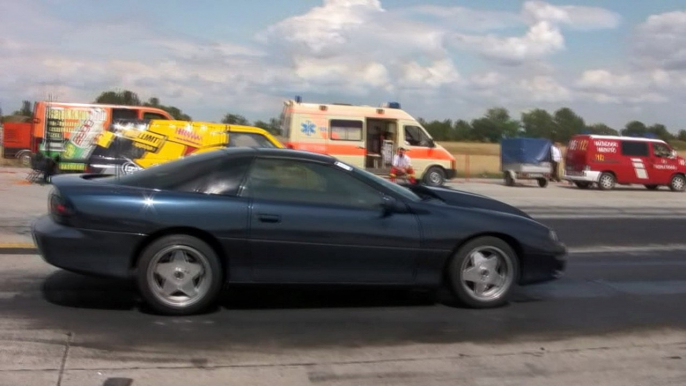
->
xmin=352 ymin=166 xmax=422 ymax=202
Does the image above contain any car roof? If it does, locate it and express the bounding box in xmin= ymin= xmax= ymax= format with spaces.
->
xmin=219 ymin=147 xmax=336 ymax=164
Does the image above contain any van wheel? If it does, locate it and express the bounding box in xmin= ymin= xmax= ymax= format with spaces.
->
xmin=644 ymin=184 xmax=659 ymax=191
xmin=598 ymin=172 xmax=615 ymax=190
xmin=669 ymin=174 xmax=686 ymax=192
xmin=16 ymin=151 xmax=32 ymax=167
xmin=537 ymin=178 xmax=548 ymax=188
xmin=424 ymin=166 xmax=446 ymax=187
xmin=136 ymin=235 xmax=223 ymax=315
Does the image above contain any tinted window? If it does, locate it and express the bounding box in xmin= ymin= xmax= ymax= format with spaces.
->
xmin=652 ymin=142 xmax=672 ymax=157
xmin=112 ymin=109 xmax=138 ymax=120
xmin=621 ymin=141 xmax=649 ymax=157
xmin=228 ymin=132 xmax=276 ymax=148
xmin=330 ymin=120 xmax=363 ymax=141
xmin=143 ymin=112 xmax=169 ymax=120
xmin=404 ymin=125 xmax=432 ymax=147
xmin=242 ymin=158 xmax=382 ymax=209
xmin=199 ymin=156 xmax=253 ymax=196
xmin=113 ymin=151 xmax=225 ymax=192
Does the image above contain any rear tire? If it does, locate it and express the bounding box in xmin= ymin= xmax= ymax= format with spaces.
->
xmin=424 ymin=166 xmax=446 ymax=187
xmin=504 ymin=172 xmax=515 ymax=187
xmin=136 ymin=235 xmax=223 ymax=316
xmin=17 ymin=151 xmax=31 ymax=167
xmin=447 ymin=236 xmax=518 ymax=309
xmin=537 ymin=178 xmax=548 ymax=188
xmin=598 ymin=172 xmax=615 ymax=191
xmin=669 ymin=174 xmax=686 ymax=192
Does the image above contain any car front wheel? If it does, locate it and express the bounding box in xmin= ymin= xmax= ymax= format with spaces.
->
xmin=669 ymin=174 xmax=686 ymax=192
xmin=424 ymin=166 xmax=446 ymax=186
xmin=598 ymin=172 xmax=615 ymax=190
xmin=136 ymin=235 xmax=223 ymax=315
xmin=447 ymin=236 xmax=518 ymax=308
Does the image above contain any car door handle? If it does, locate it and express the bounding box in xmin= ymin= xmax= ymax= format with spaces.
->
xmin=257 ymin=214 xmax=281 ymax=223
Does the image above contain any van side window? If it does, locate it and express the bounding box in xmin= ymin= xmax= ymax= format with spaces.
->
xmin=143 ymin=112 xmax=169 ymax=120
xmin=330 ymin=120 xmax=363 ymax=141
xmin=652 ymin=143 xmax=672 ymax=157
xmin=404 ymin=126 xmax=432 ymax=147
xmin=112 ymin=109 xmax=138 ymax=120
xmin=620 ymin=141 xmax=649 ymax=157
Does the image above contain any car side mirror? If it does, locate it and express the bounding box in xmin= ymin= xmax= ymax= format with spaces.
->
xmin=671 ymin=150 xmax=678 ymax=158
xmin=380 ymin=195 xmax=404 ymax=215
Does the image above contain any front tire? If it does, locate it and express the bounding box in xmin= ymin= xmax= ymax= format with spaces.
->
xmin=447 ymin=236 xmax=518 ymax=309
xmin=669 ymin=174 xmax=686 ymax=192
xmin=537 ymin=178 xmax=548 ymax=188
xmin=424 ymin=166 xmax=446 ymax=187
xmin=136 ymin=235 xmax=223 ymax=315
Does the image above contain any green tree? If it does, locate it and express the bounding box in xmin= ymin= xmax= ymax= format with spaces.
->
xmin=586 ymin=123 xmax=618 ymax=136
xmin=621 ymin=121 xmax=647 ymax=137
xmin=253 ymin=118 xmax=282 ymax=135
xmin=647 ymin=123 xmax=673 ymax=141
xmin=470 ymin=107 xmax=519 ymax=143
xmin=553 ymin=107 xmax=585 ymax=142
xmin=94 ymin=90 xmax=141 ymax=105
xmin=678 ymin=130 xmax=686 ymax=141
xmin=221 ymin=113 xmax=250 ymax=125
xmin=453 ymin=119 xmax=472 ymax=141
xmin=521 ymin=109 xmax=555 ymax=139
xmin=143 ymin=97 xmax=191 ymax=121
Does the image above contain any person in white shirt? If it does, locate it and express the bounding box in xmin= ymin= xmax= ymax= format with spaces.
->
xmin=550 ymin=142 xmax=562 ymax=182
xmin=390 ymin=146 xmax=416 ymax=184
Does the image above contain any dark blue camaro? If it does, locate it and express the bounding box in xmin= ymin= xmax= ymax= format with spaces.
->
xmin=32 ymin=148 xmax=566 ymax=315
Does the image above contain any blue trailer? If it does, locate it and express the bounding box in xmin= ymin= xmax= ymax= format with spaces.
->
xmin=500 ymin=138 xmax=553 ymax=187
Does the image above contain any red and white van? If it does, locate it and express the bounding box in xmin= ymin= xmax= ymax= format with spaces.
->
xmin=564 ymin=134 xmax=686 ymax=191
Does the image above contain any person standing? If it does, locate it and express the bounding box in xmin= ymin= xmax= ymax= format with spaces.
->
xmin=550 ymin=142 xmax=562 ymax=182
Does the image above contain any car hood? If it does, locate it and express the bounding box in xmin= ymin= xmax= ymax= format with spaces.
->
xmin=405 ymin=184 xmax=532 ymax=219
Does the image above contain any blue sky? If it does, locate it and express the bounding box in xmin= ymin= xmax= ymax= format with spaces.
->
xmin=2 ymin=0 xmax=686 ymax=132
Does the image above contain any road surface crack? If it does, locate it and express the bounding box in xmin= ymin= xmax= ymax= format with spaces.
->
xmin=56 ymin=332 xmax=73 ymax=386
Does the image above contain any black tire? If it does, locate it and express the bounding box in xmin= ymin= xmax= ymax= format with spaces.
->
xmin=537 ymin=178 xmax=548 ymax=188
xmin=504 ymin=172 xmax=514 ymax=187
xmin=669 ymin=174 xmax=686 ymax=192
xmin=136 ymin=234 xmax=223 ymax=316
xmin=645 ymin=184 xmax=659 ymax=191
xmin=597 ymin=172 xmax=615 ymax=191
xmin=575 ymin=181 xmax=591 ymax=189
xmin=423 ymin=166 xmax=446 ymax=187
xmin=447 ymin=236 xmax=519 ymax=309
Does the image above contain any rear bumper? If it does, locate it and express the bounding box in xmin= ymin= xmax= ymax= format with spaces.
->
xmin=564 ymin=170 xmax=601 ymax=183
xmin=32 ymin=215 xmax=145 ymax=279
xmin=519 ymin=242 xmax=567 ymax=285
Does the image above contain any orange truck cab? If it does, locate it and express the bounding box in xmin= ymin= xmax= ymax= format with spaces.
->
xmin=1 ymin=122 xmax=33 ymax=166
xmin=279 ymin=98 xmax=457 ymax=186
xmin=30 ymin=101 xmax=173 ymax=172
xmin=564 ymin=134 xmax=686 ymax=191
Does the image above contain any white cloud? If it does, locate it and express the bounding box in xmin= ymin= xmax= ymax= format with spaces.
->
xmin=634 ymin=10 xmax=686 ymax=70
xmin=522 ymin=1 xmax=621 ymax=30
xmin=519 ymin=76 xmax=573 ymax=102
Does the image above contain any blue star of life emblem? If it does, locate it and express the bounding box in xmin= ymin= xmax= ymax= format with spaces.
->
xmin=301 ymin=121 xmax=316 ymax=136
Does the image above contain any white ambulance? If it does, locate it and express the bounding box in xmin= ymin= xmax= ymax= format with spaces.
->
xmin=278 ymin=98 xmax=457 ymax=186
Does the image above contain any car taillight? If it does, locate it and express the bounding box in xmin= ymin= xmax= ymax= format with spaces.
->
xmin=49 ymin=190 xmax=73 ymax=223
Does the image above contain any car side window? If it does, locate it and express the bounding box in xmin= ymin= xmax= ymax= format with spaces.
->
xmin=198 ymin=156 xmax=253 ymax=196
xmin=242 ymin=158 xmax=383 ymax=209
xmin=652 ymin=143 xmax=672 ymax=158
xmin=228 ymin=132 xmax=276 ymax=148
xmin=404 ymin=125 xmax=432 ymax=147
xmin=620 ymin=141 xmax=649 ymax=157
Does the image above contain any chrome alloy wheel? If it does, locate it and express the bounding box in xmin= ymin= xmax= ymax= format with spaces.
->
xmin=147 ymin=245 xmax=212 ymax=308
xmin=460 ymin=246 xmax=514 ymax=302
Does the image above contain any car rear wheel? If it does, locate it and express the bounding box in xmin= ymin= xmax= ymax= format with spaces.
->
xmin=669 ymin=174 xmax=686 ymax=192
xmin=424 ymin=166 xmax=446 ymax=187
xmin=136 ymin=235 xmax=223 ymax=315
xmin=447 ymin=236 xmax=518 ymax=308
xmin=598 ymin=172 xmax=615 ymax=191
xmin=504 ymin=172 xmax=514 ymax=187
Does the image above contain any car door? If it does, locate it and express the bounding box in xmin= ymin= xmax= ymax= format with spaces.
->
xmin=619 ymin=140 xmax=650 ymax=184
xmin=648 ymin=142 xmax=677 ymax=184
xmin=241 ymin=157 xmax=421 ymax=284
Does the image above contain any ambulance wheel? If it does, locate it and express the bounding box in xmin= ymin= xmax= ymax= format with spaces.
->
xmin=424 ymin=166 xmax=446 ymax=187
xmin=669 ymin=174 xmax=686 ymax=192
xmin=537 ymin=178 xmax=548 ymax=188
xmin=598 ymin=172 xmax=615 ymax=191
xmin=644 ymin=184 xmax=659 ymax=190
xmin=504 ymin=172 xmax=515 ymax=187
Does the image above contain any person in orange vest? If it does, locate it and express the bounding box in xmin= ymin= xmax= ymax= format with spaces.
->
xmin=390 ymin=146 xmax=416 ymax=184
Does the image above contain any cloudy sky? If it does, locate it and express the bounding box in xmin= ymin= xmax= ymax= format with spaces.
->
xmin=1 ymin=0 xmax=686 ymax=132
